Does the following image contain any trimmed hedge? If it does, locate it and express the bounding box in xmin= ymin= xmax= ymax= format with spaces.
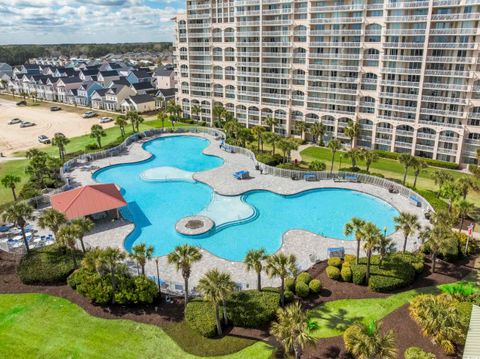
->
xmin=344 ymin=254 xmax=356 ymax=265
xmin=295 ymin=282 xmax=310 ymax=298
xmin=327 ymin=257 xmax=342 ymax=268
xmin=18 ymin=245 xmax=81 ymax=285
xmin=256 ymin=153 xmax=283 ymax=166
xmin=297 ymin=272 xmax=312 ymax=285
xmin=309 ymin=279 xmax=322 ymax=293
xmin=341 ymin=266 xmax=353 ymax=282
xmin=226 ymin=289 xmax=280 ymax=328
xmin=284 ymin=290 xmax=294 ymax=303
xmin=185 ymin=299 xmax=217 ymax=338
xmin=404 ymin=347 xmax=436 ymax=359
xmin=351 ymin=264 xmax=366 ymax=285
xmin=326 ymin=266 xmax=341 ymax=280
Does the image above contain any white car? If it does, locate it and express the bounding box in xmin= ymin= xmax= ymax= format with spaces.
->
xmin=8 ymin=118 xmax=21 ymax=125
xmin=99 ymin=117 xmax=113 ymax=124
xmin=38 ymin=135 xmax=51 ymax=144
xmin=20 ymin=121 xmax=36 ymax=128
xmin=82 ymin=111 xmax=97 ymax=118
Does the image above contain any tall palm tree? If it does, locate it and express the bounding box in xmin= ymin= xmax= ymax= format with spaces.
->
xmin=361 ymin=222 xmax=382 ymax=282
xmin=264 ymin=132 xmax=281 ymax=155
xmin=156 ymin=110 xmax=168 ymax=129
xmin=212 ymin=103 xmax=225 ymax=123
xmin=127 ymin=112 xmax=144 ymax=132
xmin=270 ymin=302 xmax=316 ymax=359
xmin=167 ymin=244 xmax=202 ymax=305
xmin=56 ymin=224 xmax=80 ymax=267
xmin=394 ymin=212 xmax=421 ymax=252
xmin=197 ymin=269 xmax=234 ymax=336
xmin=191 ymin=104 xmax=201 ymax=121
xmin=266 ymin=253 xmax=297 ymax=306
xmin=343 ymin=321 xmax=396 ymax=359
xmin=38 ymin=208 xmax=67 ymax=238
xmin=453 ymin=200 xmax=475 ymax=233
xmin=52 ymin=133 xmax=70 ymax=162
xmin=412 ymin=159 xmax=428 ymax=189
xmin=2 ymin=202 xmax=34 ymax=253
xmin=375 ymin=232 xmax=394 ymax=267
xmin=432 ymin=170 xmax=453 ymax=198
xmin=294 ymin=121 xmax=307 ymax=140
xmin=130 ymin=243 xmax=154 ymax=275
xmin=344 ymin=121 xmax=360 ymax=148
xmin=278 ymin=138 xmax=298 ymax=164
xmin=362 ymin=150 xmax=379 ymax=173
xmin=456 ymin=176 xmax=478 ymax=200
xmin=115 ymin=115 xmax=128 ymax=138
xmin=398 ymin=153 xmax=415 ymax=185
xmin=309 ymin=122 xmax=325 ymax=145
xmin=265 ymin=116 xmax=278 ymax=133
xmin=217 ymin=271 xmax=235 ymax=326
xmin=244 ymin=248 xmax=268 ymax=291
xmin=328 ymin=138 xmax=342 ymax=174
xmin=422 ymin=225 xmax=456 ymax=273
xmin=346 ymin=148 xmax=363 ymax=169
xmin=1 ymin=174 xmax=21 ymax=201
xmin=440 ymin=181 xmax=461 ymax=210
xmin=90 ymin=124 xmax=106 ymax=148
xmin=251 ymin=125 xmax=266 ymax=152
xmin=344 ymin=217 xmax=366 ymax=264
xmin=71 ymin=217 xmax=94 ymax=253
xmin=99 ymin=247 xmax=126 ymax=304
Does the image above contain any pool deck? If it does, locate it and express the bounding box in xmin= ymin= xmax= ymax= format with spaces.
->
xmin=65 ymin=132 xmax=430 ymax=291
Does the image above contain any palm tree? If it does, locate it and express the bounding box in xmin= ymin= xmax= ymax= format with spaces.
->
xmin=115 ymin=115 xmax=128 ymax=138
xmin=270 ymin=302 xmax=316 ymax=359
xmin=346 ymin=148 xmax=363 ymax=169
xmin=399 ymin=153 xmax=415 ymax=185
xmin=71 ymin=217 xmax=94 ymax=253
xmin=343 ymin=321 xmax=396 ymax=359
xmin=156 ymin=110 xmax=168 ymax=129
xmin=440 ymin=181 xmax=461 ymax=210
xmin=191 ymin=104 xmax=201 ymax=121
xmin=422 ymin=225 xmax=456 ymax=273
xmin=265 ymin=116 xmax=278 ymax=133
xmin=130 ymin=243 xmax=154 ymax=275
xmin=251 ymin=125 xmax=266 ymax=152
xmin=127 ymin=112 xmax=144 ymax=132
xmin=344 ymin=121 xmax=360 ymax=148
xmin=432 ymin=170 xmax=453 ymax=197
xmin=212 ymin=103 xmax=225 ymax=123
xmin=394 ymin=212 xmax=421 ymax=252
xmin=453 ymin=200 xmax=475 ymax=233
xmin=309 ymin=122 xmax=325 ymax=145
xmin=99 ymin=247 xmax=126 ymax=304
xmin=2 ymin=202 xmax=34 ymax=253
xmin=344 ymin=217 xmax=366 ymax=264
xmin=244 ymin=248 xmax=268 ymax=291
xmin=294 ymin=121 xmax=307 ymax=140
xmin=38 ymin=208 xmax=67 ymax=238
xmin=362 ymin=150 xmax=379 ymax=173
xmin=328 ymin=138 xmax=342 ymax=174
xmin=166 ymin=100 xmax=182 ymax=127
xmin=167 ymin=244 xmax=202 ymax=305
xmin=278 ymin=138 xmax=298 ymax=164
xmin=56 ymin=224 xmax=80 ymax=267
xmin=197 ymin=269 xmax=234 ymax=335
xmin=1 ymin=175 xmax=21 ymax=201
xmin=217 ymin=271 xmax=235 ymax=326
xmin=456 ymin=176 xmax=478 ymax=200
xmin=90 ymin=124 xmax=106 ymax=148
xmin=411 ymin=159 xmax=428 ymax=189
xmin=362 ymin=222 xmax=382 ymax=282
xmin=375 ymin=231 xmax=394 ymax=267
xmin=264 ymin=132 xmax=281 ymax=155
xmin=266 ymin=253 xmax=297 ymax=306
xmin=52 ymin=133 xmax=70 ymax=162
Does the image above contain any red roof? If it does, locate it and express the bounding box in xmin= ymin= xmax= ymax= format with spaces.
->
xmin=51 ymin=184 xmax=127 ymax=220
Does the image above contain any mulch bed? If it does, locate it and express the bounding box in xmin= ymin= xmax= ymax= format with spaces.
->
xmin=0 ymin=250 xmax=475 ymax=357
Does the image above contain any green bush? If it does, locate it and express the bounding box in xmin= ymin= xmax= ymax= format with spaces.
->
xmin=369 ymin=275 xmax=411 ymax=292
xmin=441 ymin=281 xmax=480 ymax=299
xmin=457 ymin=301 xmax=473 ymax=332
xmin=276 ymin=163 xmax=306 ymax=170
xmin=351 ymin=264 xmax=366 ymax=285
xmin=404 ymin=347 xmax=436 ymax=359
xmin=256 ymin=153 xmax=283 ymax=166
xmin=85 ymin=143 xmax=99 ymax=151
xmin=326 ymin=266 xmax=341 ymax=280
xmin=284 ymin=290 xmax=294 ymax=303
xmin=295 ymin=282 xmax=310 ymax=298
xmin=296 ymin=272 xmax=312 ymax=285
xmin=344 ymin=254 xmax=356 ymax=265
xmin=185 ymin=299 xmax=217 ymax=338
xmin=341 ymin=266 xmax=353 ymax=282
xmin=226 ymin=289 xmax=280 ymax=328
xmin=327 ymin=257 xmax=342 ymax=268
xmin=285 ymin=277 xmax=295 ymax=291
xmin=309 ymin=279 xmax=322 ymax=293
xmin=309 ymin=160 xmax=326 ymax=171
xmin=366 ymin=254 xmax=417 ymax=292
xmin=68 ymin=269 xmax=112 ymax=305
xmin=18 ymin=245 xmax=81 ymax=285
xmin=392 ymin=252 xmax=424 ymax=274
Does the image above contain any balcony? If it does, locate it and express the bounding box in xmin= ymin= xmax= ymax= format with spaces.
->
xmin=420 ymin=108 xmax=464 ymax=118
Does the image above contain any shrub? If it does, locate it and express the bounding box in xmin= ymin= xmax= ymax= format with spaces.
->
xmin=441 ymin=281 xmax=480 ymax=299
xmin=276 ymin=163 xmax=306 ymax=170
xmin=309 ymin=279 xmax=322 ymax=293
xmin=295 ymin=282 xmax=310 ymax=298
xmin=85 ymin=143 xmax=99 ymax=151
xmin=285 ymin=277 xmax=295 ymax=291
xmin=284 ymin=290 xmax=294 ymax=303
xmin=404 ymin=347 xmax=435 ymax=359
xmin=296 ymin=272 xmax=312 ymax=285
xmin=391 ymin=252 xmax=424 ymax=274
xmin=226 ymin=289 xmax=280 ymax=328
xmin=369 ymin=275 xmax=411 ymax=292
xmin=114 ymin=275 xmax=158 ymax=305
xmin=350 ymin=264 xmax=366 ymax=285
xmin=185 ymin=299 xmax=217 ymax=338
xmin=341 ymin=266 xmax=353 ymax=282
xmin=309 ymin=160 xmax=326 ymax=171
xmin=327 ymin=257 xmax=342 ymax=268
xmin=326 ymin=266 xmax=341 ymax=280
xmin=68 ymin=269 xmax=112 ymax=305
xmin=18 ymin=245 xmax=81 ymax=285
xmin=256 ymin=153 xmax=283 ymax=166
xmin=344 ymin=254 xmax=356 ymax=265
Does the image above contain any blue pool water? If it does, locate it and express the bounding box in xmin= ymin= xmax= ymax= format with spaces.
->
xmin=94 ymin=136 xmax=399 ymax=261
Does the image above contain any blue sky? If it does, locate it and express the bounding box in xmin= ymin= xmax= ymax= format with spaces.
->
xmin=0 ymin=0 xmax=184 ymax=45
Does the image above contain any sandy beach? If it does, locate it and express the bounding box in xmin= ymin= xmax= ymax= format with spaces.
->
xmin=0 ymin=98 xmax=115 ymax=155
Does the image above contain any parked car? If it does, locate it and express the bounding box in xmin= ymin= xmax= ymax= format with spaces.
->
xmin=38 ymin=135 xmax=50 ymax=144
xmin=50 ymin=106 xmax=62 ymax=112
xmin=20 ymin=121 xmax=35 ymax=128
xmin=16 ymin=100 xmax=26 ymax=106
xmin=99 ymin=117 xmax=113 ymax=124
xmin=82 ymin=111 xmax=97 ymax=118
xmin=8 ymin=118 xmax=21 ymax=125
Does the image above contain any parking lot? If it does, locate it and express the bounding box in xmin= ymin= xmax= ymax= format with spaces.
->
xmin=0 ymin=98 xmax=115 ymax=155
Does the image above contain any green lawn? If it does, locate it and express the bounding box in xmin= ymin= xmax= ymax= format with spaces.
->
xmin=308 ymin=286 xmax=440 ymax=338
xmin=0 ymin=293 xmax=274 ymax=359
xmin=0 ymin=159 xmax=29 ymax=205
xmin=300 ymin=146 xmax=480 ymax=204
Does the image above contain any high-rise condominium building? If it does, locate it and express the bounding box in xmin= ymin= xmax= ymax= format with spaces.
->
xmin=174 ymin=0 xmax=480 ymax=165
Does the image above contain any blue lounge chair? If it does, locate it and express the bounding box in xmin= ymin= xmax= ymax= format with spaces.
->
xmin=304 ymin=173 xmax=317 ymax=181
xmin=345 ymin=174 xmax=359 ymax=182
xmin=410 ymin=195 xmax=421 ymax=207
xmin=233 ymin=170 xmax=249 ymax=180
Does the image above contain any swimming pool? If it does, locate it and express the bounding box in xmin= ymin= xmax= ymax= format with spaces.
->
xmin=93 ymin=136 xmax=399 ymax=261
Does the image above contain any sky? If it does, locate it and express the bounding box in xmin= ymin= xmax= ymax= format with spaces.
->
xmin=0 ymin=0 xmax=184 ymax=45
